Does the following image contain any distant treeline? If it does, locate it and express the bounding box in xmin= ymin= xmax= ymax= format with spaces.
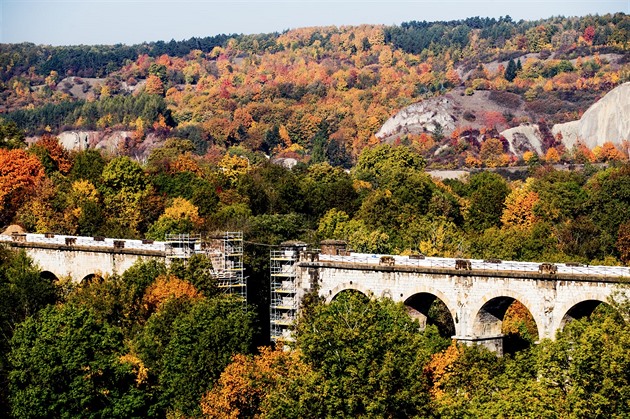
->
xmin=2 ymin=14 xmax=628 ymax=81
xmin=0 ymin=34 xmax=236 ymax=79
xmin=385 ymin=14 xmax=629 ymax=56
xmin=1 ymin=93 xmax=173 ymax=135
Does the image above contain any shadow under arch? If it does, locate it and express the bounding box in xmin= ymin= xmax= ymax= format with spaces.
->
xmin=81 ymin=273 xmax=104 ymax=285
xmin=559 ymin=299 xmax=614 ymax=330
xmin=473 ymin=295 xmax=540 ymax=354
xmin=404 ymin=292 xmax=456 ymax=338
xmin=40 ymin=271 xmax=59 ymax=282
xmin=326 ymin=282 xmax=372 ymax=303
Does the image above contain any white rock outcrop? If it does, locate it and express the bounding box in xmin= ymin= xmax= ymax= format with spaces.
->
xmin=552 ymin=82 xmax=630 ymax=149
xmin=58 ymin=131 xmax=91 ymax=151
xmin=376 ymin=97 xmax=456 ymax=140
xmin=500 ymin=124 xmax=544 ymax=156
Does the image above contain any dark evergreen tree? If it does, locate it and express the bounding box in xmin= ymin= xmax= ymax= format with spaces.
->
xmin=505 ymin=58 xmax=518 ymax=82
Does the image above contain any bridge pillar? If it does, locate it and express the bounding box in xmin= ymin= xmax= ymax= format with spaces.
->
xmin=455 ymin=335 xmax=504 ymax=356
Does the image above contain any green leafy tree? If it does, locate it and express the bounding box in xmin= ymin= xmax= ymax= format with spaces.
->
xmin=301 ymin=162 xmax=358 ymax=218
xmin=9 ymin=305 xmax=150 ymax=418
xmin=69 ymin=149 xmax=106 ymax=183
xmin=0 ymin=120 xmax=25 ymax=149
xmin=0 ymin=249 xmax=58 ymax=416
xmin=100 ymin=156 xmax=153 ymax=237
xmin=466 ymin=172 xmax=510 ymax=231
xmin=504 ymin=58 xmax=517 ymax=81
xmin=156 ymin=297 xmax=254 ymax=416
xmin=536 ymin=303 xmax=630 ymax=417
xmin=586 ymin=165 xmax=630 ymax=255
xmin=353 ymin=144 xmax=425 ymax=189
xmin=292 ymin=292 xmax=445 ymax=418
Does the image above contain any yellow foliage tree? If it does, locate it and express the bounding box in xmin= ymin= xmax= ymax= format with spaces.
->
xmin=522 ymin=150 xmax=537 ymax=163
xmin=163 ymin=197 xmax=202 ymax=225
xmin=480 ymin=138 xmax=506 ymax=168
xmin=278 ymin=125 xmax=291 ymax=147
xmin=218 ymin=154 xmax=250 ymax=185
xmin=545 ymin=147 xmax=561 ymax=163
xmin=501 ymin=179 xmax=540 ymax=229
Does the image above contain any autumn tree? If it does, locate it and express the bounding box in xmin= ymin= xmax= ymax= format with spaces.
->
xmin=0 ymin=148 xmax=45 ymax=225
xmin=145 ymin=74 xmax=165 ymax=96
xmin=142 ymin=274 xmax=202 ymax=314
xmin=146 ymin=197 xmax=203 ymax=240
xmin=200 ymin=344 xmax=309 ymax=418
xmin=617 ymin=221 xmax=630 ymax=264
xmin=479 ymin=137 xmax=508 ymax=167
xmin=501 ymin=179 xmax=540 ymax=229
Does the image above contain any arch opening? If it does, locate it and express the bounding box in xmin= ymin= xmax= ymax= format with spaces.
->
xmin=331 ymin=288 xmax=369 ymax=303
xmin=404 ymin=293 xmax=455 ymax=338
xmin=474 ymin=297 xmax=539 ymax=354
xmin=40 ymin=271 xmax=59 ymax=282
xmin=560 ymin=299 xmax=613 ymax=329
xmin=81 ymin=273 xmax=104 ymax=285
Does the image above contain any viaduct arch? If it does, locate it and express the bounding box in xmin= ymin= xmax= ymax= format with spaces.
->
xmin=293 ymin=252 xmax=629 ymax=354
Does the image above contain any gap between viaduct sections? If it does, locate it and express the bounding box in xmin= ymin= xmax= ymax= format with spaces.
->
xmin=295 ymin=254 xmax=629 ymax=353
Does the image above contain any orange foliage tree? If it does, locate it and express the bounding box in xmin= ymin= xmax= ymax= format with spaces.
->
xmin=0 ymin=148 xmax=46 ymax=224
xmin=142 ymin=274 xmax=202 ymax=313
xmin=502 ymin=300 xmax=539 ymax=340
xmin=34 ymin=134 xmax=72 ymax=174
xmin=617 ymin=221 xmax=630 ymax=265
xmin=594 ymin=142 xmax=626 ymax=162
xmin=545 ymin=147 xmax=561 ymax=163
xmin=200 ymin=344 xmax=310 ymax=418
xmin=424 ymin=342 xmax=463 ymax=399
xmin=145 ymin=74 xmax=165 ymax=96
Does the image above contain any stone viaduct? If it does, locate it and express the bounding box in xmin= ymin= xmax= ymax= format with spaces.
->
xmin=3 ymin=233 xmax=629 ymax=354
xmin=285 ymin=244 xmax=630 ymax=354
xmin=0 ymin=233 xmax=167 ymax=282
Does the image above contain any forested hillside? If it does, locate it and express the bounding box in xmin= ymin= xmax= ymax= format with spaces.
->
xmin=1 ymin=14 xmax=629 ymax=167
xmin=1 ymin=13 xmax=630 ymax=418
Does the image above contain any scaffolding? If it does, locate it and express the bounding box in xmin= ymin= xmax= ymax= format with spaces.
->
xmin=205 ymin=232 xmax=247 ymax=302
xmin=165 ymin=234 xmax=202 ymax=261
xmin=164 ymin=232 xmax=246 ymax=304
xmin=270 ymin=241 xmax=307 ymax=342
